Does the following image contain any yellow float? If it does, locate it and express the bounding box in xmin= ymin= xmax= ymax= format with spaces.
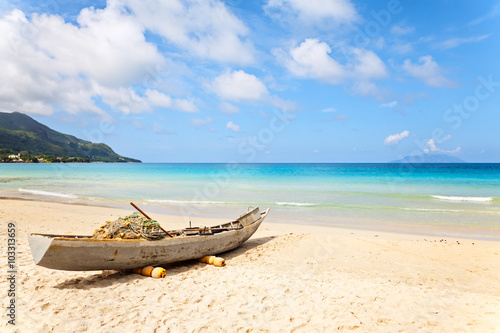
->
xmin=151 ymin=267 xmax=166 ymax=278
xmin=131 ymin=266 xmax=167 ymax=278
xmin=199 ymin=256 xmax=225 ymax=267
xmin=141 ymin=266 xmax=155 ymax=276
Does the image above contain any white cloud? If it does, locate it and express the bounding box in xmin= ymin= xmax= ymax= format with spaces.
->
xmin=434 ymin=34 xmax=490 ymax=50
xmin=351 ymin=48 xmax=388 ymax=80
xmin=146 ymin=90 xmax=173 ymax=108
xmin=219 ymin=102 xmax=240 ymax=114
xmin=133 ymin=120 xmax=145 ymax=130
xmin=226 ymin=120 xmax=240 ymax=132
xmin=123 ymin=0 xmax=254 ymax=65
xmin=384 ymin=130 xmax=409 ymax=146
xmin=390 ymin=41 xmax=414 ymax=54
xmin=380 ymin=101 xmax=398 ymax=108
xmin=191 ymin=116 xmax=213 ymax=127
xmin=145 ymin=89 xmax=198 ymax=113
xmin=281 ymin=39 xmax=345 ymax=83
xmin=321 ymin=107 xmax=336 ymax=112
xmin=468 ymin=3 xmax=500 ymax=26
xmin=278 ymin=39 xmax=387 ymax=97
xmin=269 ymin=95 xmax=297 ymax=113
xmin=333 ymin=114 xmax=348 ymax=121
xmin=171 ymin=98 xmax=198 ymax=113
xmin=96 ymin=86 xmax=149 ymax=114
xmin=0 ymin=5 xmax=206 ymax=116
xmin=424 ymin=139 xmax=438 ymax=152
xmin=424 ymin=138 xmax=461 ymax=154
xmin=390 ymin=24 xmax=414 ymax=35
xmin=0 ymin=10 xmax=113 ymax=115
xmin=211 ymin=70 xmax=268 ymax=102
xmin=350 ymin=81 xmax=389 ymax=100
xmin=265 ymin=0 xmax=358 ymax=25
xmin=38 ymin=4 xmax=164 ymax=88
xmin=152 ymin=123 xmax=176 ymax=135
xmin=95 ymin=87 xmax=197 ymax=114
xmin=402 ymin=56 xmax=454 ymax=88
xmin=153 ymin=123 xmax=165 ymax=133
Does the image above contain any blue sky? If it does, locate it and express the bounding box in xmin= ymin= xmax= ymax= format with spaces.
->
xmin=0 ymin=0 xmax=499 ymax=162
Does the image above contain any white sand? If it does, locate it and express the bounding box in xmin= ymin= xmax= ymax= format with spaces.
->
xmin=1 ymin=199 xmax=499 ymax=332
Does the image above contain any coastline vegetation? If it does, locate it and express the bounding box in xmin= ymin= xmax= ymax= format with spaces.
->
xmin=0 ymin=148 xmax=117 ymax=163
xmin=0 ymin=112 xmax=141 ymax=163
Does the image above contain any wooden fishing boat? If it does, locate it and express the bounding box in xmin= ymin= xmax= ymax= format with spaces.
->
xmin=28 ymin=207 xmax=270 ymax=271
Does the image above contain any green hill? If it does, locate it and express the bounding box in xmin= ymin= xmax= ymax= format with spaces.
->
xmin=0 ymin=112 xmax=141 ymax=162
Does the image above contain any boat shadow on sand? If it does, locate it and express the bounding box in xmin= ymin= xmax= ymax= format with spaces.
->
xmin=54 ymin=235 xmax=277 ymax=290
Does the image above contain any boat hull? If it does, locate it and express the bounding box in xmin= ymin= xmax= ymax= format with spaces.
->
xmin=28 ymin=208 xmax=269 ymax=271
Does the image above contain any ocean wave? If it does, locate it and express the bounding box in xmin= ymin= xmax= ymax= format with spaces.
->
xmin=403 ymin=207 xmax=500 ymax=215
xmin=147 ymin=199 xmax=228 ymax=205
xmin=403 ymin=208 xmax=465 ymax=213
xmin=18 ymin=188 xmax=78 ymax=199
xmin=147 ymin=199 xmax=317 ymax=207
xmin=431 ymin=195 xmax=493 ymax=202
xmin=275 ymin=202 xmax=316 ymax=207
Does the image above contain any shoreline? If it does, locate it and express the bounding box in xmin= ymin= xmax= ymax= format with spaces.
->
xmin=0 ymin=196 xmax=492 ymax=241
xmin=2 ymin=193 xmax=500 ymax=242
xmin=1 ymin=163 xmax=499 ymax=244
xmin=1 ymin=199 xmax=499 ymax=331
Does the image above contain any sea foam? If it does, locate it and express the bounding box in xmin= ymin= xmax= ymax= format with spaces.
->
xmin=18 ymin=188 xmax=78 ymax=199
xmin=275 ymin=202 xmax=315 ymax=207
xmin=431 ymin=195 xmax=493 ymax=202
xmin=403 ymin=208 xmax=465 ymax=213
xmin=147 ymin=199 xmax=226 ymax=205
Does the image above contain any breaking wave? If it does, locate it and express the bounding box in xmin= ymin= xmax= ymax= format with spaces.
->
xmin=147 ymin=199 xmax=228 ymax=205
xmin=275 ymin=202 xmax=316 ymax=207
xmin=18 ymin=188 xmax=78 ymax=199
xmin=431 ymin=195 xmax=493 ymax=202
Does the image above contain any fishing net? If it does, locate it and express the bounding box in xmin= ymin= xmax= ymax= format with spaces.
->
xmin=93 ymin=213 xmax=165 ymax=240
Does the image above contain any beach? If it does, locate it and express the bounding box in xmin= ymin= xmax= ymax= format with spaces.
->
xmin=1 ymin=199 xmax=499 ymax=332
xmin=2 ymin=0 xmax=499 ymax=331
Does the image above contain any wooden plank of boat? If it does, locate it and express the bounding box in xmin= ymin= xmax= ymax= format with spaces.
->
xmin=28 ymin=207 xmax=270 ymax=271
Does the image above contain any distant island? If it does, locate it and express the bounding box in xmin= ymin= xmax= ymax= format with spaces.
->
xmin=0 ymin=111 xmax=141 ymax=163
xmin=390 ymin=154 xmax=466 ymax=164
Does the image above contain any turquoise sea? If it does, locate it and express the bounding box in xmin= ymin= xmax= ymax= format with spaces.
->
xmin=1 ymin=163 xmax=499 ymax=240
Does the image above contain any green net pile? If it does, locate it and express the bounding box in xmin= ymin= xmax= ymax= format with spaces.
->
xmin=93 ymin=213 xmax=165 ymax=240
